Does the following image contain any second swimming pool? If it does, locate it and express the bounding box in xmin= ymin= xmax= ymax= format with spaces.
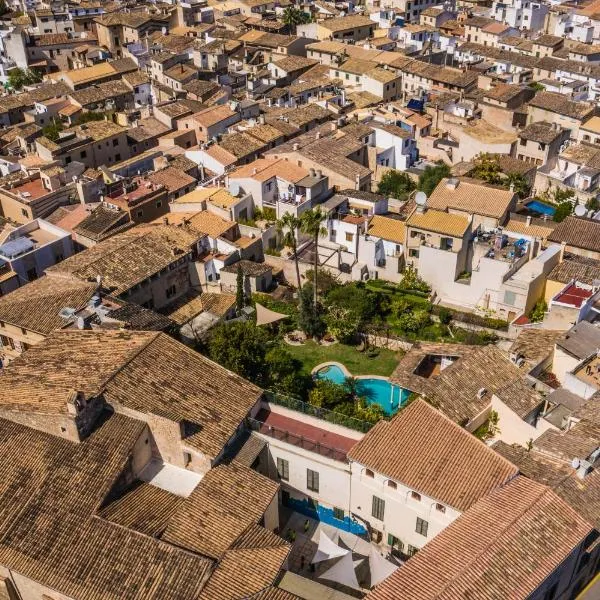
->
xmin=315 ymin=364 xmax=410 ymax=416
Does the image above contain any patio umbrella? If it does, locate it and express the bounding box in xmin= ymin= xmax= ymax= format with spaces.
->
xmin=319 ymin=552 xmax=362 ymax=591
xmin=368 ymin=547 xmax=399 ymax=587
xmin=311 ymin=530 xmax=348 ymax=564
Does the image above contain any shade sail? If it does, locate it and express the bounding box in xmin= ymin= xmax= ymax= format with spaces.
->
xmin=369 ymin=547 xmax=399 ymax=587
xmin=255 ymin=302 xmax=289 ymax=326
xmin=319 ymin=552 xmax=362 ymax=591
xmin=311 ymin=530 xmax=348 ymax=564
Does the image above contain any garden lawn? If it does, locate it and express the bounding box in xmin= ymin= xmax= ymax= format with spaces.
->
xmin=284 ymin=341 xmax=400 ymax=377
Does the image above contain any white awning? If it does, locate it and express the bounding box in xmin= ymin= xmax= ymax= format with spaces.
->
xmin=319 ymin=552 xmax=362 ymax=591
xmin=255 ymin=302 xmax=289 ymax=326
xmin=311 ymin=530 xmax=348 ymax=564
xmin=368 ymin=547 xmax=399 ymax=587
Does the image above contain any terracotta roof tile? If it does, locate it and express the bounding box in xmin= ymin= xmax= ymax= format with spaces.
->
xmin=348 ymin=399 xmax=518 ymax=511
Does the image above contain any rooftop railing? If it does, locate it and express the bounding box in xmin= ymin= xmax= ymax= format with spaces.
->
xmin=248 ymin=417 xmax=349 ymax=463
xmin=264 ymin=390 xmax=373 ymax=433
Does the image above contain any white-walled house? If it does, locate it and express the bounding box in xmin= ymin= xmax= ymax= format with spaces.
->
xmin=252 ymin=397 xmax=519 ymax=558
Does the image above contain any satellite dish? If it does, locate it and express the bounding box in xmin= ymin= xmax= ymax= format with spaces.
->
xmin=574 ymin=204 xmax=587 ymax=217
xmin=229 ymin=182 xmax=240 ymax=196
xmin=415 ymin=191 xmax=427 ymax=206
xmin=571 ymin=458 xmax=581 ymax=469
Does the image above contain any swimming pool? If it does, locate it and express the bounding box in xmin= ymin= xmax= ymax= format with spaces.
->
xmin=315 ymin=364 xmax=410 ymax=416
xmin=525 ymin=200 xmax=556 ymax=216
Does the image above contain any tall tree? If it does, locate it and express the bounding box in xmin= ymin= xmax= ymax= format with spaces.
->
xmin=282 ymin=6 xmax=310 ymax=33
xmin=300 ymin=208 xmax=326 ymax=315
xmin=417 ymin=162 xmax=451 ymax=196
xmin=277 ymin=212 xmax=303 ymax=307
xmin=377 ymin=170 xmax=416 ymax=200
xmin=236 ymin=265 xmax=244 ymax=312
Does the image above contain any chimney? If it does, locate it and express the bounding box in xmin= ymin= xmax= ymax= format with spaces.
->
xmin=309 ymin=168 xmax=316 ymax=177
xmin=526 ymin=215 xmax=532 ymax=227
xmin=163 ymin=216 xmax=169 ymax=225
xmin=560 ymin=240 xmax=566 ymax=262
xmin=446 ymin=178 xmax=459 ymax=190
xmin=316 ymin=132 xmax=321 ymax=140
xmin=317 ymin=169 xmax=323 ymax=178
xmin=252 ymin=167 xmax=257 ymax=175
xmin=293 ymin=143 xmax=299 ymax=151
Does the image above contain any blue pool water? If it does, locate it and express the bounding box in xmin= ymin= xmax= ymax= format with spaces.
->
xmin=316 ymin=364 xmax=410 ymax=416
xmin=525 ymin=200 xmax=556 ymax=216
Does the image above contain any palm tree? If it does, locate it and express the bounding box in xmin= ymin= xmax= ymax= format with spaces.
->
xmin=282 ymin=6 xmax=310 ymax=33
xmin=300 ymin=208 xmax=326 ymax=313
xmin=277 ymin=212 xmax=303 ymax=307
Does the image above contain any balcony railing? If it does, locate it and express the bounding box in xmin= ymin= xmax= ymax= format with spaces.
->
xmin=248 ymin=417 xmax=349 ymax=463
xmin=264 ymin=390 xmax=373 ymax=433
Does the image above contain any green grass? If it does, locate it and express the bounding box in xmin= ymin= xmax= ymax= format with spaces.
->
xmin=283 ymin=340 xmax=401 ymax=377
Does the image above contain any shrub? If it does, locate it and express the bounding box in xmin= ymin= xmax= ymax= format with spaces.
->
xmin=529 ymin=299 xmax=547 ymax=323
xmin=438 ymin=307 xmax=452 ymax=325
xmin=398 ymin=265 xmax=431 ymax=293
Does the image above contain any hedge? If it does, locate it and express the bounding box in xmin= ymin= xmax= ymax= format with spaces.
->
xmin=431 ymin=305 xmax=508 ymax=330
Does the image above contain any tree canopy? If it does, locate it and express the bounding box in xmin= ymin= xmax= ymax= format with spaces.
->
xmin=417 ymin=162 xmax=451 ymax=196
xmin=377 ymin=170 xmax=416 ymax=200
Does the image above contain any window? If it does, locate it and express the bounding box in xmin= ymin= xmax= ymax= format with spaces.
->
xmin=435 ymin=503 xmax=446 ymax=513
xmin=112 ymin=139 xmax=119 ymax=147
xmin=115 ymin=154 xmax=121 ymax=162
xmin=333 ymin=507 xmax=344 ymax=520
xmin=409 ymin=249 xmax=420 ymax=258
xmin=504 ymin=290 xmax=516 ymax=306
xmin=365 ymin=469 xmax=374 ymax=478
xmin=80 ymin=150 xmax=87 ymax=159
xmin=372 ymin=496 xmax=385 ymax=521
xmin=277 ymin=457 xmax=289 ymax=481
xmin=307 ymin=469 xmax=319 ymax=492
xmin=387 ymin=480 xmax=397 ymax=490
xmin=407 ymin=544 xmax=418 ymax=557
xmin=65 ymin=156 xmax=72 ymax=164
xmin=26 ymin=268 xmax=38 ymax=281
xmin=183 ymin=452 xmax=192 ymax=466
xmin=136 ymin=210 xmax=143 ymax=218
xmin=416 ymin=517 xmax=428 ymax=537
xmin=21 ymin=208 xmax=28 ymax=218
xmin=20 ymin=327 xmax=26 ymax=336
xmin=387 ymin=533 xmax=403 ymax=552
xmin=156 ymin=200 xmax=162 ymax=208
xmin=411 ymin=491 xmax=421 ymax=501
xmin=166 ymin=284 xmax=177 ymax=299
xmin=345 ymin=232 xmax=354 ymax=242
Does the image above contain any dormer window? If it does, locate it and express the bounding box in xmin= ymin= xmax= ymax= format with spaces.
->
xmin=411 ymin=491 xmax=421 ymax=501
xmin=365 ymin=468 xmax=374 ymax=478
xmin=387 ymin=480 xmax=397 ymax=490
xmin=436 ymin=503 xmax=446 ymax=513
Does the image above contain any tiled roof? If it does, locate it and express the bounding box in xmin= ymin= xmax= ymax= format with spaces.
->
xmin=503 ymin=213 xmax=556 ymax=240
xmin=148 ymin=166 xmax=195 ymax=192
xmin=366 ymin=476 xmax=592 ymax=600
xmin=519 ymin=120 xmax=565 ymax=143
xmin=367 ymin=215 xmax=406 ymax=244
xmin=391 ymin=343 xmax=544 ymax=422
xmin=321 ymin=14 xmax=374 ymax=32
xmin=98 ymin=481 xmax=184 ymax=537
xmin=0 ymin=275 xmax=96 ymax=334
xmin=0 ymin=330 xmax=262 ymax=457
xmin=73 ymin=205 xmax=131 ymax=241
xmin=426 ymin=177 xmax=515 ymax=219
xmin=348 ymin=399 xmax=518 ymax=512
xmin=0 ymin=413 xmax=213 ymax=600
xmin=230 ymin=158 xmax=309 ymax=183
xmin=162 ymin=462 xmax=280 ymax=559
xmin=406 ymin=208 xmax=470 ymax=238
xmin=509 ymin=328 xmax=562 ymax=370
xmin=221 ymin=259 xmax=272 ymax=277
xmin=50 ymin=225 xmax=199 ymax=295
xmin=548 ymin=216 xmax=600 ymax=254
xmin=548 ymin=254 xmax=600 ymax=285
xmin=529 ymin=91 xmax=594 ymax=120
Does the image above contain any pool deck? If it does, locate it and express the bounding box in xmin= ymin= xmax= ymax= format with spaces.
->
xmin=255 ymin=408 xmax=358 ymax=457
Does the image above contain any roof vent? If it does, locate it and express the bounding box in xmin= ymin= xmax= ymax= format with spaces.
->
xmin=446 ymin=178 xmax=459 ymax=190
xmin=477 ymin=387 xmax=487 ymax=399
xmin=575 ymin=458 xmax=593 ymax=480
